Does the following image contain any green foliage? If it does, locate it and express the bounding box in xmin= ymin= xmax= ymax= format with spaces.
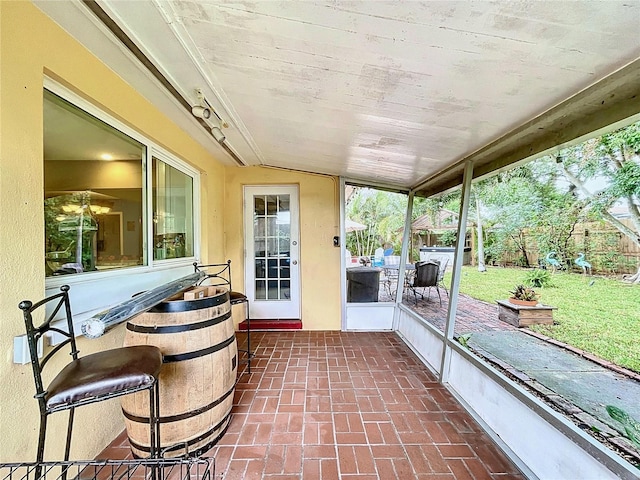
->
xmin=455 ymin=266 xmax=640 ymax=372
xmin=606 ymin=405 xmax=640 ymax=448
xmin=578 ymin=229 xmax=623 ymax=274
xmin=457 ymin=333 xmax=473 ymax=348
xmin=345 ymin=187 xmax=408 ymax=256
xmin=554 ymin=122 xmax=640 ymax=264
xmin=611 ymin=161 xmax=640 ymax=198
xmin=438 ymin=230 xmax=457 ymax=247
xmin=524 ymin=268 xmax=553 ymax=288
xmin=474 ymin=161 xmax=587 ymax=268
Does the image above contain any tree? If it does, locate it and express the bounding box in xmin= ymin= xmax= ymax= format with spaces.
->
xmin=345 ymin=188 xmax=408 ymax=257
xmin=480 ymin=167 xmax=545 ymax=267
xmin=473 ymin=191 xmax=486 ymax=272
xmin=555 ymin=122 xmax=640 ymax=283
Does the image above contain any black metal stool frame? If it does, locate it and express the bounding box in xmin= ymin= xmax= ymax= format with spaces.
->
xmin=19 ymin=285 xmax=161 ymax=464
xmin=194 ymin=261 xmax=253 ymax=373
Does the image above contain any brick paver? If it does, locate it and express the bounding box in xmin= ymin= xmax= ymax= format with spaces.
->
xmin=98 ymin=331 xmax=525 ymax=479
xmin=403 ymin=291 xmax=517 ymax=334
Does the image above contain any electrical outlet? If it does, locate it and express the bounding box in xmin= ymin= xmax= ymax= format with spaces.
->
xmin=13 ymin=335 xmax=42 ymax=365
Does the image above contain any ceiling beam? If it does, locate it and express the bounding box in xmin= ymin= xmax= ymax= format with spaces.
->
xmin=414 ymin=58 xmax=640 ymax=197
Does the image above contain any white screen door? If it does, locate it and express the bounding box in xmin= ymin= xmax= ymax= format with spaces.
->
xmin=244 ymin=185 xmax=300 ymax=318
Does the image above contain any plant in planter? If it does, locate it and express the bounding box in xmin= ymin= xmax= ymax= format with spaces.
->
xmin=509 ymin=284 xmax=540 ymax=306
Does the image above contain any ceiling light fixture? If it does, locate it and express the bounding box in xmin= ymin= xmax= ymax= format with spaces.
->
xmin=211 ymin=126 xmax=226 ymax=143
xmin=193 ymin=88 xmax=228 ymax=128
xmin=191 ymin=105 xmax=211 ymax=120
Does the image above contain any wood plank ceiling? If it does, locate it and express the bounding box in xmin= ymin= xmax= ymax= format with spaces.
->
xmin=36 ymin=1 xmax=640 ymax=195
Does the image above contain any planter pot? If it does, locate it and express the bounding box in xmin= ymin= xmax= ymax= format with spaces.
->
xmin=508 ymin=297 xmax=538 ymax=307
xmin=497 ymin=299 xmax=556 ymax=327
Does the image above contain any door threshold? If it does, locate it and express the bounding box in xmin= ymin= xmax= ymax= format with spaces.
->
xmin=239 ymin=319 xmax=302 ymax=330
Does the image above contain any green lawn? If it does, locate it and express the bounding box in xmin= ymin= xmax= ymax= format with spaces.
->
xmin=450 ymin=266 xmax=640 ymax=373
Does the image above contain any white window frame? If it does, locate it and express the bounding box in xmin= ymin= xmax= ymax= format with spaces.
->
xmin=43 ymin=78 xmax=201 ymax=326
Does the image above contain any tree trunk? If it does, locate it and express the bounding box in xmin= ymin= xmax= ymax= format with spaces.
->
xmin=474 ymin=192 xmax=486 ymax=272
xmin=560 ymin=162 xmax=640 ymax=281
xmin=624 ymin=266 xmax=640 ymax=284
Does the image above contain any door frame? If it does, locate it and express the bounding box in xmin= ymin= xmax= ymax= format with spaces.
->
xmin=243 ymin=185 xmax=301 ymax=319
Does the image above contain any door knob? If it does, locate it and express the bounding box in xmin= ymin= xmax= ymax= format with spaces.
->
xmin=292 ymin=260 xmax=298 ymax=265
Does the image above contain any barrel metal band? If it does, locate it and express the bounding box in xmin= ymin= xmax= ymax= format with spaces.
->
xmin=162 ymin=334 xmax=236 ymax=363
xmin=129 ymin=410 xmax=232 ymax=454
xmin=126 ymin=310 xmax=232 ymax=334
xmin=123 ymin=384 xmax=234 ymax=424
xmin=148 ymin=290 xmax=229 ymax=313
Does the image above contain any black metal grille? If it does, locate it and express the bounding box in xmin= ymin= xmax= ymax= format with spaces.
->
xmin=0 ymin=458 xmax=213 ymax=480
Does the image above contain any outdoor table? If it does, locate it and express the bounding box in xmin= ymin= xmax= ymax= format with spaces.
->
xmin=346 ymin=267 xmax=382 ymax=302
xmin=382 ymin=264 xmax=415 ymax=296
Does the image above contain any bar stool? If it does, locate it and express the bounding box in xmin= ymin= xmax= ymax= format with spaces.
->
xmin=19 ymin=285 xmax=162 ymax=463
xmin=194 ymin=261 xmax=254 ymax=373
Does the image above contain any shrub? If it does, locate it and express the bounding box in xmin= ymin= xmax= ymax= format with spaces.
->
xmin=524 ymin=268 xmax=553 ymax=288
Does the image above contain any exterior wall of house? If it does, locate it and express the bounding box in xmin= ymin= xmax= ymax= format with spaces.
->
xmin=224 ymin=167 xmax=342 ymax=330
xmin=0 ymin=2 xmax=225 ymax=461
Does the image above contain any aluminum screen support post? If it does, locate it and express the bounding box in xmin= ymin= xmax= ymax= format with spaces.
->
xmin=439 ymin=160 xmax=474 ymax=384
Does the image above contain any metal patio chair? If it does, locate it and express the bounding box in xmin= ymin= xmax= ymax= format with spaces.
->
xmin=194 ymin=261 xmax=254 ymax=373
xmin=407 ymin=261 xmax=442 ymax=306
xmin=19 ymin=285 xmax=162 ymax=465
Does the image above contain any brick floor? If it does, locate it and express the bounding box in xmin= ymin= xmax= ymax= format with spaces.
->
xmin=403 ymin=291 xmax=518 ymax=334
xmin=98 ymin=331 xmax=525 ymax=479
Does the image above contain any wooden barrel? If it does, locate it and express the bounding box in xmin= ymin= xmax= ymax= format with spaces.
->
xmin=122 ymin=286 xmax=237 ymax=457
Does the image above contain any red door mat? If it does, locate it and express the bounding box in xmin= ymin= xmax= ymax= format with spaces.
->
xmin=238 ymin=319 xmax=302 ymax=330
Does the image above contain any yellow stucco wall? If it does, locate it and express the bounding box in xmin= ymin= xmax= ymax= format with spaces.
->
xmin=0 ymin=2 xmax=225 ymax=461
xmin=0 ymin=1 xmax=342 ymax=463
xmin=223 ymin=167 xmax=342 ymax=331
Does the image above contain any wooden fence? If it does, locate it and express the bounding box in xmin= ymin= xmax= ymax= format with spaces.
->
xmin=478 ymin=219 xmax=639 ymax=275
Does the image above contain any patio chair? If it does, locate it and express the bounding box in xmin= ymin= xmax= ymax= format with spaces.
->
xmin=382 ymin=255 xmax=401 ymax=296
xmin=194 ymin=261 xmax=254 ymax=372
xmin=19 ymin=285 xmax=163 ymax=464
xmin=435 ymin=258 xmax=449 ymax=297
xmin=407 ymin=261 xmax=441 ymax=306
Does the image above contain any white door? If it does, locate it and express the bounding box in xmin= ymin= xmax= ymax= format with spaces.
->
xmin=244 ymin=185 xmax=300 ymax=318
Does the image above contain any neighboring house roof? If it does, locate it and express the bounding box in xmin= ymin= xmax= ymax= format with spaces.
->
xmin=609 ymin=203 xmax=639 ymax=219
xmin=412 ymin=209 xmax=460 ymax=232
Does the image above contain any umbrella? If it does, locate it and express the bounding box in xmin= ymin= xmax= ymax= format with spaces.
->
xmin=345 ymin=218 xmax=367 ymax=232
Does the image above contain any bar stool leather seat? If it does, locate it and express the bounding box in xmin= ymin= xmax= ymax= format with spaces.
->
xmin=46 ymin=346 xmax=162 ymax=410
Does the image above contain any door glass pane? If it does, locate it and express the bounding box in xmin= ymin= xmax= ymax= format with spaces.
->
xmin=255 ymin=259 xmax=265 ymax=278
xmin=267 ymin=217 xmax=276 ymax=236
xmin=255 ymin=280 xmax=266 ymax=300
xmin=254 ymin=196 xmax=265 ymax=215
xmin=281 ymin=280 xmax=290 ymax=299
xmin=267 ymin=238 xmax=278 ymax=257
xmin=268 ymin=280 xmax=279 ymax=299
xmin=267 ymin=259 xmax=278 ymax=278
xmin=266 ymin=196 xmax=277 ymax=214
xmin=280 ymin=259 xmax=290 ymax=278
xmin=255 ymin=217 xmax=265 ymax=237
xmin=254 ymin=193 xmax=291 ymax=301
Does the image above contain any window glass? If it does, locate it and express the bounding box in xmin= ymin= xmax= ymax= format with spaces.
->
xmin=44 ymin=90 xmax=145 ymax=276
xmin=152 ymin=157 xmax=194 ymax=260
